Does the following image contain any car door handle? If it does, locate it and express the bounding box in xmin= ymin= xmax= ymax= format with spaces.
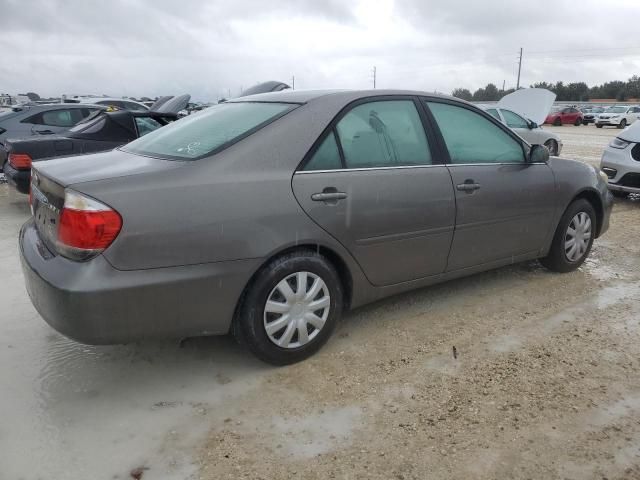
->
xmin=34 ymin=129 xmax=54 ymax=134
xmin=311 ymin=192 xmax=348 ymax=202
xmin=456 ymin=181 xmax=481 ymax=192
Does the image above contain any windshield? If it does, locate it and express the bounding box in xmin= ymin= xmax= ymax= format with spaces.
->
xmin=122 ymin=101 xmax=295 ymax=160
xmin=605 ymin=106 xmax=627 ymax=113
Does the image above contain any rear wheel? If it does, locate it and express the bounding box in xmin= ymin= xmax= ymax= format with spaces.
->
xmin=540 ymin=199 xmax=596 ymax=273
xmin=553 ymin=118 xmax=562 ymax=126
xmin=618 ymin=119 xmax=627 ymax=129
xmin=544 ymin=139 xmax=558 ymax=156
xmin=234 ymin=251 xmax=343 ymax=365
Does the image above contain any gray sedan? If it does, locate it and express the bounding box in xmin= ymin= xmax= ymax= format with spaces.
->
xmin=20 ymin=90 xmax=612 ymax=364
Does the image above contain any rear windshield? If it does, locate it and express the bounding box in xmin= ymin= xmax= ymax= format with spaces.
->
xmin=122 ymin=101 xmax=295 ymax=160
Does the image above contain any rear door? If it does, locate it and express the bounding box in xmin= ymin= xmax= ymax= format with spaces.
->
xmin=424 ymin=100 xmax=556 ymax=271
xmin=292 ymin=97 xmax=456 ymax=286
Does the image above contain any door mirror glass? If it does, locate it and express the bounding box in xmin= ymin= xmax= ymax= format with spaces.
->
xmin=530 ymin=144 xmax=550 ymax=163
xmin=527 ymin=120 xmax=538 ymax=129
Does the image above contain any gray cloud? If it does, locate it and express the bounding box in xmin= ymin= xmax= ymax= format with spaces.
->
xmin=0 ymin=0 xmax=638 ymax=101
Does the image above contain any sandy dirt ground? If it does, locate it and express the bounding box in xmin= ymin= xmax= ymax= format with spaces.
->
xmin=0 ymin=125 xmax=639 ymax=480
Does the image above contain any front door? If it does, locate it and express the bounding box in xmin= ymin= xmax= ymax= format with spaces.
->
xmin=425 ymin=100 xmax=556 ymax=271
xmin=292 ymin=98 xmax=456 ymax=286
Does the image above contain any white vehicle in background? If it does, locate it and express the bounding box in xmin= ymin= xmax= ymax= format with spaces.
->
xmin=600 ymin=120 xmax=640 ymax=198
xmin=483 ymin=88 xmax=563 ymax=156
xmin=596 ymin=105 xmax=640 ymax=129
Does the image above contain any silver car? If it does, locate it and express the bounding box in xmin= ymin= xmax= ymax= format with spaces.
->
xmin=600 ymin=119 xmax=640 ymax=197
xmin=485 ymin=106 xmax=563 ymax=156
xmin=21 ymin=90 xmax=612 ymax=364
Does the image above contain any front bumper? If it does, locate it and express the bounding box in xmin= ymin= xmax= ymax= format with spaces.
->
xmin=596 ymin=118 xmax=621 ymax=126
xmin=20 ymin=219 xmax=260 ymax=344
xmin=3 ymin=162 xmax=30 ymax=194
xmin=600 ymin=143 xmax=640 ymax=194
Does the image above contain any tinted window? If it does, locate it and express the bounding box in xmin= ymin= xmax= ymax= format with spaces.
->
xmin=501 ymin=109 xmax=529 ymax=129
xmin=40 ymin=109 xmax=84 ymax=127
xmin=134 ymin=116 xmax=163 ymax=137
xmin=427 ymin=102 xmax=525 ymax=164
xmin=303 ymin=131 xmax=342 ymax=171
xmin=336 ymin=100 xmax=431 ymax=168
xmin=486 ymin=108 xmax=501 ymax=121
xmin=123 ymin=102 xmax=294 ymax=160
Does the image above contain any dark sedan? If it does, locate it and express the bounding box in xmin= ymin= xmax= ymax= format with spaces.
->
xmin=5 ymin=95 xmax=189 ymax=193
xmin=20 ymin=89 xmax=612 ymax=364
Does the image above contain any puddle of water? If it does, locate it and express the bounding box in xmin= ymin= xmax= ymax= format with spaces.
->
xmin=0 ymin=331 xmax=268 ymax=480
xmin=270 ymin=406 xmax=362 ymax=458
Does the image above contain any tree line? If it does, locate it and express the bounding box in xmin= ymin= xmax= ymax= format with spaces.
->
xmin=452 ymin=75 xmax=640 ymax=102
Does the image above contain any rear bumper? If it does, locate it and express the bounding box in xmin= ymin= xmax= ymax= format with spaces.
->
xmin=20 ymin=219 xmax=260 ymax=344
xmin=3 ymin=162 xmax=30 ymax=194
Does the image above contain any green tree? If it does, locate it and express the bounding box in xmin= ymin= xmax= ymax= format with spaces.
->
xmin=451 ymin=88 xmax=473 ymax=101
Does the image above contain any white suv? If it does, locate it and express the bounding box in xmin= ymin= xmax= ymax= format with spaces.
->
xmin=596 ymin=105 xmax=640 ymax=129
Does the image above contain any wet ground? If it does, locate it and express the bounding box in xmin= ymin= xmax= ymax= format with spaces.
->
xmin=1 ymin=125 xmax=639 ymax=479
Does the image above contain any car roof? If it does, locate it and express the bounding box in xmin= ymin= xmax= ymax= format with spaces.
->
xmin=229 ymin=89 xmax=459 ymax=105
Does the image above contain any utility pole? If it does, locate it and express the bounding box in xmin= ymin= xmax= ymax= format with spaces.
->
xmin=516 ymin=48 xmax=523 ymax=89
xmin=502 ymin=79 xmax=505 ymax=92
xmin=292 ymin=75 xmax=295 ymax=90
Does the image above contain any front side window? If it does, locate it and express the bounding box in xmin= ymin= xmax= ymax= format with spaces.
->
xmin=123 ymin=101 xmax=294 ymax=160
xmin=336 ymin=100 xmax=431 ymax=168
xmin=486 ymin=108 xmax=501 ymax=121
xmin=501 ymin=109 xmax=529 ymax=129
xmin=427 ymin=102 xmax=525 ymax=164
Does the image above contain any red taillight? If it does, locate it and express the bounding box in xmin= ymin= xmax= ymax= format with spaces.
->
xmin=9 ymin=153 xmax=32 ymax=169
xmin=56 ymin=190 xmax=122 ymax=259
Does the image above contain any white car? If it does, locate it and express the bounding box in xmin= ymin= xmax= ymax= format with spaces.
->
xmin=596 ymin=105 xmax=640 ymax=129
xmin=483 ymin=88 xmax=563 ymax=156
xmin=600 ymin=120 xmax=640 ymax=198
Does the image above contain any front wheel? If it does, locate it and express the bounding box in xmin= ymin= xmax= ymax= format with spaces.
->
xmin=596 ymin=124 xmax=603 ymax=128
xmin=553 ymin=118 xmax=562 ymax=126
xmin=540 ymin=199 xmax=596 ymax=273
xmin=574 ymin=118 xmax=582 ymax=126
xmin=234 ymin=251 xmax=343 ymax=365
xmin=618 ymin=119 xmax=627 ymax=129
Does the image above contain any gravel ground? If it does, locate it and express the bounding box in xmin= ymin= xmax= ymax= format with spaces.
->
xmin=1 ymin=125 xmax=639 ymax=480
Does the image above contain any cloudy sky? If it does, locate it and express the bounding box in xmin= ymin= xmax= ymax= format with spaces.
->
xmin=1 ymin=0 xmax=639 ymax=102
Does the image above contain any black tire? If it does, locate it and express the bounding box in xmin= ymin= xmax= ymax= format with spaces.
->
xmin=611 ymin=190 xmax=629 ymax=199
xmin=553 ymin=118 xmax=562 ymax=126
xmin=582 ymin=120 xmax=588 ymax=125
xmin=234 ymin=251 xmax=344 ymax=365
xmin=596 ymin=124 xmax=603 ymax=128
xmin=540 ymin=199 xmax=596 ymax=273
xmin=544 ymin=139 xmax=558 ymax=156
xmin=574 ymin=118 xmax=582 ymax=126
xmin=617 ymin=119 xmax=627 ymax=129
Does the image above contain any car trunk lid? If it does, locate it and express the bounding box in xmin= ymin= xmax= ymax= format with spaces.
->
xmin=30 ymin=169 xmax=65 ymax=255
xmin=32 ymin=148 xmax=185 ymax=187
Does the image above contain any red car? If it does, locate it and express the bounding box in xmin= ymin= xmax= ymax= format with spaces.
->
xmin=544 ymin=107 xmax=583 ymax=126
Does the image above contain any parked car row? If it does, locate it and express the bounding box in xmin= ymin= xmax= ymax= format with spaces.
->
xmin=544 ymin=104 xmax=640 ymax=128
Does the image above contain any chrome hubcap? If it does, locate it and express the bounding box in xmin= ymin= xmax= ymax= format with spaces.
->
xmin=263 ymin=272 xmax=330 ymax=349
xmin=565 ymin=212 xmax=592 ymax=262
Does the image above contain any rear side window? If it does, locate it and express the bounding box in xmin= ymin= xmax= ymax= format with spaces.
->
xmin=304 ymin=131 xmax=342 ymax=171
xmin=31 ymin=109 xmax=85 ymax=127
xmin=427 ymin=102 xmax=525 ymax=164
xmin=122 ymin=102 xmax=294 ymax=160
xmin=336 ymin=100 xmax=431 ymax=168
xmin=501 ymin=109 xmax=529 ymax=129
xmin=134 ymin=117 xmax=163 ymax=137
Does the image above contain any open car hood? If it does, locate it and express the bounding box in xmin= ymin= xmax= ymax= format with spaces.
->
xmin=152 ymin=94 xmax=190 ymax=115
xmin=498 ymin=88 xmax=556 ymax=126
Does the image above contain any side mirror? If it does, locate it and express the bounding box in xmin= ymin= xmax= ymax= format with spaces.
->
xmin=527 ymin=120 xmax=538 ymax=130
xmin=530 ymin=144 xmax=550 ymax=163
